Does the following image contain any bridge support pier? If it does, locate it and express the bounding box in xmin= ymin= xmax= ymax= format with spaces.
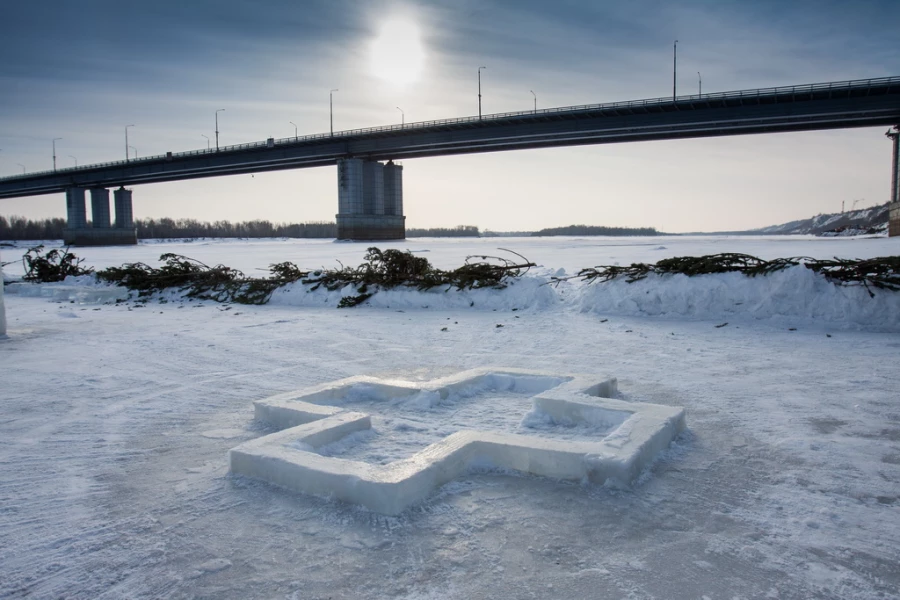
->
xmin=114 ymin=187 xmax=134 ymax=229
xmin=65 ymin=187 xmax=87 ymax=229
xmin=91 ymin=188 xmax=111 ymax=228
xmin=63 ymin=186 xmax=137 ymax=246
xmin=888 ymin=126 xmax=900 ymax=237
xmin=336 ymin=158 xmax=405 ymax=240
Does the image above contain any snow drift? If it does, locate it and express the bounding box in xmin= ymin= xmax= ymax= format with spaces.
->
xmin=572 ymin=265 xmax=900 ymax=332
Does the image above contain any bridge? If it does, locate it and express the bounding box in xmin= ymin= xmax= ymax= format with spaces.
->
xmin=2 ymin=76 xmax=900 ymax=242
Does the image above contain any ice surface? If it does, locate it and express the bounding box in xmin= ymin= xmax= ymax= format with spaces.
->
xmin=2 ymin=235 xmax=900 ymax=599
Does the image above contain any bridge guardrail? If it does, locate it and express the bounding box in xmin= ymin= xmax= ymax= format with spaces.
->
xmin=2 ymin=76 xmax=898 ymax=183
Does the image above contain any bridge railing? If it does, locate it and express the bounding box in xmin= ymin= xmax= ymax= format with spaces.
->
xmin=3 ymin=75 xmax=898 ymax=183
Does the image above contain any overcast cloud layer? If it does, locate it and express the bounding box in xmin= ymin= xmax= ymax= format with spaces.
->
xmin=2 ymin=0 xmax=899 ymax=232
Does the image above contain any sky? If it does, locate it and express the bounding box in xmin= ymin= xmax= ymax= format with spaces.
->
xmin=1 ymin=0 xmax=899 ymax=233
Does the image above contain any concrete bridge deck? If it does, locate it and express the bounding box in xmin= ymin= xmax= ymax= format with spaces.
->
xmin=2 ymin=76 xmax=899 ymax=199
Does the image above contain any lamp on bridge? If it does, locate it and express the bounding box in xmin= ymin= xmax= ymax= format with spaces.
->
xmin=52 ymin=138 xmax=62 ymax=172
xmin=478 ymin=66 xmax=486 ymax=119
xmin=290 ymin=121 xmax=298 ymax=141
xmin=16 ymin=163 xmax=25 ymax=174
xmin=530 ymin=90 xmax=536 ymax=113
xmin=215 ymin=109 xmax=225 ymax=151
xmin=69 ymin=155 xmax=77 ymax=167
xmin=673 ymin=40 xmax=678 ymax=100
xmin=201 ymin=134 xmax=210 ymax=151
xmin=125 ymin=124 xmax=134 ymax=162
xmin=396 ymin=107 xmax=404 ymax=127
xmin=330 ymin=89 xmax=339 ymax=136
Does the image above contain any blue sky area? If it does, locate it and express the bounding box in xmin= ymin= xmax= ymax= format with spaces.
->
xmin=1 ymin=0 xmax=899 ymax=232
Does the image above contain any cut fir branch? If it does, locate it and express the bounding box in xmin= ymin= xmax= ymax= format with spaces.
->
xmin=550 ymin=252 xmax=900 ymax=297
xmin=94 ymin=247 xmax=535 ymax=306
xmin=21 ymin=245 xmax=93 ymax=282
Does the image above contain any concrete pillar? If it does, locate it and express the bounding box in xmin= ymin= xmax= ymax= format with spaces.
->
xmin=64 ymin=186 xmax=136 ymax=245
xmin=383 ymin=160 xmax=403 ymax=216
xmin=114 ymin=187 xmax=134 ymax=228
xmin=90 ymin=188 xmax=111 ymax=228
xmin=65 ymin=187 xmax=87 ymax=229
xmin=337 ymin=158 xmax=365 ymax=215
xmin=363 ymin=160 xmax=385 ymax=215
xmin=889 ymin=127 xmax=900 ymax=237
xmin=335 ymin=158 xmax=405 ymax=240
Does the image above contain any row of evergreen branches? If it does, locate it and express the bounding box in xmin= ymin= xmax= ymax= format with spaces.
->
xmin=88 ymin=247 xmax=535 ymax=306
xmin=19 ymin=245 xmax=93 ymax=282
xmin=15 ymin=247 xmax=900 ymax=305
xmin=550 ymin=253 xmax=900 ymax=296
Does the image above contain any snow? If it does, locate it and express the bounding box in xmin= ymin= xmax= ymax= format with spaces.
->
xmin=572 ymin=266 xmax=900 ymax=332
xmin=1 ymin=234 xmax=899 ymax=599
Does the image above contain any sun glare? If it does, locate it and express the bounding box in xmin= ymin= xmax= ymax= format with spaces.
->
xmin=370 ymin=18 xmax=425 ymax=85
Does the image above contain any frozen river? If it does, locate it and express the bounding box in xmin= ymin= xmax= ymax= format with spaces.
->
xmin=1 ymin=234 xmax=899 ymax=599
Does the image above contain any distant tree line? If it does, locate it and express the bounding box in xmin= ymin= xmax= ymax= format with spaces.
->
xmin=533 ymin=225 xmax=660 ymax=236
xmin=134 ymin=218 xmax=337 ymax=239
xmin=406 ymin=225 xmax=479 ymax=237
xmin=0 ymin=216 xmax=480 ymax=240
xmin=0 ymin=216 xmax=68 ymax=240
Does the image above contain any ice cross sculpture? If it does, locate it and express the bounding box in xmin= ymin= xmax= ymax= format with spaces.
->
xmin=229 ymin=368 xmax=686 ymax=515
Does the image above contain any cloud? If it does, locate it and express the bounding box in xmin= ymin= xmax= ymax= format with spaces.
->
xmin=1 ymin=1 xmax=899 ymax=231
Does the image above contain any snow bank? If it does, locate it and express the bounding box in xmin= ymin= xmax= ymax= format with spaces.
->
xmin=268 ymin=274 xmax=559 ymax=311
xmin=573 ymin=265 xmax=900 ymax=332
xmin=4 ymin=243 xmax=898 ymax=332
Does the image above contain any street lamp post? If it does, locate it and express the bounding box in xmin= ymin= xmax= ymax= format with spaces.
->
xmin=478 ymin=66 xmax=486 ymax=119
xmin=201 ymin=134 xmax=210 ymax=150
xmin=396 ymin=107 xmax=404 ymax=126
xmin=698 ymin=71 xmax=702 ymax=96
xmin=673 ymin=40 xmax=678 ymax=100
xmin=16 ymin=163 xmax=25 ymax=174
xmin=69 ymin=155 xmax=77 ymax=167
xmin=289 ymin=120 xmax=298 ymax=140
xmin=530 ymin=90 xmax=536 ymax=113
xmin=215 ymin=109 xmax=225 ymax=151
xmin=330 ymin=89 xmax=338 ymax=136
xmin=125 ymin=124 xmax=134 ymax=162
xmin=52 ymin=137 xmax=62 ymax=171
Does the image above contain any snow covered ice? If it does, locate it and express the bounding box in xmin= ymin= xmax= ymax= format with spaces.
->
xmin=1 ymin=234 xmax=899 ymax=599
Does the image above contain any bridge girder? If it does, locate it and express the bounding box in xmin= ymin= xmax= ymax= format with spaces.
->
xmin=2 ymin=78 xmax=900 ymax=200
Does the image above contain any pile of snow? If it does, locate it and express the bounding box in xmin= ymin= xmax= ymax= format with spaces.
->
xmin=269 ymin=273 xmax=559 ymax=312
xmin=3 ymin=236 xmax=898 ymax=332
xmin=5 ymin=262 xmax=899 ymax=332
xmin=571 ymin=265 xmax=900 ymax=332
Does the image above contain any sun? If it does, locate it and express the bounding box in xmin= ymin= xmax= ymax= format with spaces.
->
xmin=370 ymin=18 xmax=425 ymax=85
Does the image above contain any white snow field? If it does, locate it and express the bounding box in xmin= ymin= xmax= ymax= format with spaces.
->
xmin=1 ymin=234 xmax=899 ymax=599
